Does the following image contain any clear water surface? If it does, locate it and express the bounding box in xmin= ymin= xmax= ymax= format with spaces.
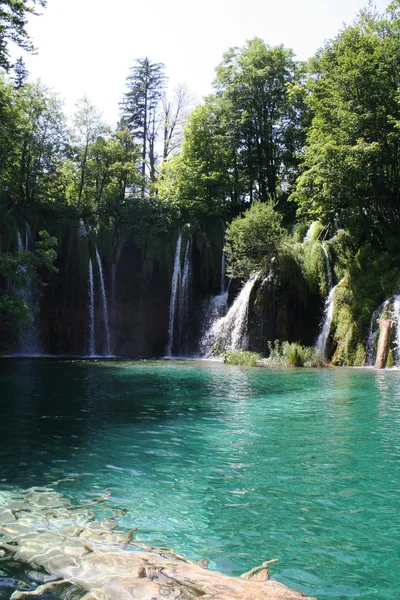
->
xmin=0 ymin=359 xmax=399 ymax=599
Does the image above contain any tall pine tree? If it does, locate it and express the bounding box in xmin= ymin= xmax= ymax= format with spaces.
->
xmin=120 ymin=58 xmax=166 ymax=197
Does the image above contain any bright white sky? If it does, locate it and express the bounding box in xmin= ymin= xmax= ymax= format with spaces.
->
xmin=12 ymin=0 xmax=391 ymax=126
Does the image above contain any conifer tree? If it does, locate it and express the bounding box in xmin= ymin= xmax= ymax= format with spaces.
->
xmin=13 ymin=56 xmax=29 ymax=88
xmin=120 ymin=58 xmax=166 ymax=196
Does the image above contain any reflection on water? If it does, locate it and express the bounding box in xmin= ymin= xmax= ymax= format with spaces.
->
xmin=1 ymin=360 xmax=400 ymax=599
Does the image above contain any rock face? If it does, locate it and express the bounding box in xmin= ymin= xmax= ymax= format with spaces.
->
xmin=3 ymin=219 xmax=323 ymax=358
xmin=39 ymin=240 xmax=171 ymax=357
xmin=0 ymin=486 xmax=315 ymax=600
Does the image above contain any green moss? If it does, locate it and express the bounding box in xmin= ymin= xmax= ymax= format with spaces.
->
xmin=386 ymin=349 xmax=394 ymax=368
xmin=305 ymin=221 xmax=325 ymax=242
xmin=300 ymin=239 xmax=329 ymax=297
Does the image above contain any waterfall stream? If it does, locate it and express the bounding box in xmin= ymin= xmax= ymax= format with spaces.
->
xmin=166 ymin=232 xmax=182 ymax=357
xmin=200 ymin=272 xmax=259 ymax=356
xmin=178 ymin=238 xmax=192 ymax=353
xmin=95 ymin=246 xmax=111 ymax=356
xmin=315 ymin=278 xmax=344 ymax=357
xmin=321 ymin=243 xmax=332 ymax=290
xmin=88 ymin=258 xmax=95 ymax=356
xmin=16 ymin=225 xmax=41 ymax=356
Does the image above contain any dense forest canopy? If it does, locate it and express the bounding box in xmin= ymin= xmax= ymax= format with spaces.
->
xmin=1 ymin=0 xmax=400 ymax=363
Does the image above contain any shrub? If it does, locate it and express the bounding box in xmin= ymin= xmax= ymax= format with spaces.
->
xmin=265 ymin=340 xmax=324 ymax=367
xmin=222 ymin=350 xmax=261 ymax=366
xmin=224 ymin=202 xmax=286 ymax=281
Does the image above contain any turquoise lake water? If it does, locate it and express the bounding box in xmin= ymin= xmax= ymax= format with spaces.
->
xmin=0 ymin=359 xmax=399 ymax=599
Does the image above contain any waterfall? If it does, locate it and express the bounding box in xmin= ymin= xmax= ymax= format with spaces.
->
xmin=88 ymin=258 xmax=95 ymax=357
xmin=199 ymin=291 xmax=229 ymax=355
xmin=198 ymin=243 xmax=229 ymax=355
xmin=16 ymin=227 xmax=41 ymax=356
xmin=77 ymin=218 xmax=88 ymax=238
xmin=178 ymin=238 xmax=192 ymax=353
xmin=303 ymin=223 xmax=314 ymax=242
xmin=25 ymin=222 xmax=31 ymax=250
xmin=200 ymin=272 xmax=259 ymax=356
xmin=321 ymin=243 xmax=332 ymax=290
xmin=95 ymin=246 xmax=111 ymax=357
xmin=166 ymin=232 xmax=182 ymax=357
xmin=111 ymin=262 xmax=117 ymax=355
xmin=366 ymin=301 xmax=386 ymax=365
xmin=315 ymin=278 xmax=344 ymax=357
xmin=221 ymin=250 xmax=226 ymax=294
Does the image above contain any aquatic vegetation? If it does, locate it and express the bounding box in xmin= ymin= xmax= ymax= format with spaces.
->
xmin=222 ymin=350 xmax=261 ymax=366
xmin=265 ymin=341 xmax=324 ymax=367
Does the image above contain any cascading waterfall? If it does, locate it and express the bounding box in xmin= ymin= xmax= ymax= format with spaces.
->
xmin=366 ymin=301 xmax=386 ymax=365
xmin=111 ymin=262 xmax=117 ymax=355
xmin=200 ymin=272 xmax=260 ymax=356
xmin=16 ymin=225 xmax=41 ymax=355
xmin=221 ymin=249 xmax=226 ymax=294
xmin=199 ymin=243 xmax=229 ymax=355
xmin=315 ymin=278 xmax=344 ymax=357
xmin=321 ymin=243 xmax=332 ymax=290
xmin=166 ymin=232 xmax=182 ymax=356
xmin=95 ymin=246 xmax=111 ymax=356
xmin=178 ymin=238 xmax=192 ymax=353
xmin=87 ymin=258 xmax=95 ymax=357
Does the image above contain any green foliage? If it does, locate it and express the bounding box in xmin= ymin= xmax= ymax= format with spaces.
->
xmin=35 ymin=230 xmax=58 ymax=275
xmin=157 ymin=99 xmax=235 ymax=219
xmin=300 ymin=239 xmax=330 ymax=297
xmin=121 ymin=58 xmax=166 ymax=193
xmin=265 ymin=340 xmax=324 ymax=367
xmin=291 ymin=4 xmax=400 ymax=239
xmin=225 ymin=202 xmax=286 ymax=280
xmin=331 ymin=304 xmax=361 ymax=366
xmin=0 ymin=295 xmax=32 ymax=337
xmin=386 ymin=349 xmax=394 ymax=368
xmin=0 ymin=227 xmax=57 ymax=348
xmin=0 ymin=0 xmax=45 ymax=70
xmin=222 ymin=350 xmax=261 ymax=366
xmin=158 ymin=38 xmax=307 ymax=221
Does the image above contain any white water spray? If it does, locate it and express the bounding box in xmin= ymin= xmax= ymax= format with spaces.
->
xmin=166 ymin=232 xmax=182 ymax=356
xmin=201 ymin=272 xmax=259 ymax=356
xmin=95 ymin=246 xmax=111 ymax=356
xmin=88 ymin=258 xmax=95 ymax=356
xmin=315 ymin=278 xmax=344 ymax=357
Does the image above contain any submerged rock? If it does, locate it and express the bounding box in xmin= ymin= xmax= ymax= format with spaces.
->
xmin=0 ymin=485 xmax=314 ymax=600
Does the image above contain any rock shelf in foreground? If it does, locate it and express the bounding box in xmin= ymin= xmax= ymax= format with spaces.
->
xmin=0 ymin=485 xmax=315 ymax=600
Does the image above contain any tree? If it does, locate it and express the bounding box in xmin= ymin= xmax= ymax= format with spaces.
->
xmin=214 ymin=38 xmax=305 ymax=205
xmin=162 ymin=83 xmax=193 ymax=160
xmin=13 ymin=56 xmax=29 ymax=88
xmin=224 ymin=201 xmax=286 ymax=280
xmin=70 ymin=96 xmax=109 ymax=210
xmin=158 ymin=97 xmax=236 ymax=218
xmin=0 ymin=229 xmax=57 ymax=350
xmin=291 ymin=2 xmax=400 ymax=240
xmin=0 ymin=0 xmax=46 ymax=70
xmin=158 ymin=39 xmax=306 ymax=220
xmin=120 ymin=58 xmax=166 ymax=196
xmin=0 ymin=80 xmax=67 ymax=210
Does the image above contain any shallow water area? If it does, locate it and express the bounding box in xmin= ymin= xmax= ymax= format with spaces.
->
xmin=0 ymin=359 xmax=399 ymax=599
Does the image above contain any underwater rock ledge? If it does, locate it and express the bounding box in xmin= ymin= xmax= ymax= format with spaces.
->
xmin=0 ymin=485 xmax=314 ymax=600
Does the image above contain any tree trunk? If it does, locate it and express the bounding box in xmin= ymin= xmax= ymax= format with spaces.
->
xmin=375 ymin=317 xmax=392 ymax=369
